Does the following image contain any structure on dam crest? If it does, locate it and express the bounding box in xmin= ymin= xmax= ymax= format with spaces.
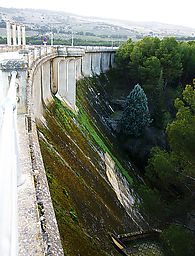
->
xmin=0 ymin=22 xmax=116 ymax=256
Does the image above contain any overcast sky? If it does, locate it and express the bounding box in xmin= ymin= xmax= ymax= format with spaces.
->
xmin=0 ymin=0 xmax=195 ymax=28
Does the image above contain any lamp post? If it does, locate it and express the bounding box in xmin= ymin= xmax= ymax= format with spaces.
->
xmin=50 ymin=32 xmax=54 ymax=46
xmin=71 ymin=31 xmax=74 ymax=47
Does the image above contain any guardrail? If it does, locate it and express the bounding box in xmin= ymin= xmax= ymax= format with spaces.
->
xmin=0 ymin=71 xmax=24 ymax=256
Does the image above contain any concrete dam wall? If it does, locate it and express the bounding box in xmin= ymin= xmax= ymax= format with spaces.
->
xmin=27 ymin=46 xmax=116 ymax=118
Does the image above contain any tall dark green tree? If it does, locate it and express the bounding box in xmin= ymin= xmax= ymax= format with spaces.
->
xmin=115 ymin=38 xmax=134 ymax=67
xmin=167 ymin=84 xmax=195 ymax=179
xmin=180 ymin=42 xmax=195 ymax=83
xmin=120 ymin=84 xmax=151 ymax=136
xmin=143 ymin=84 xmax=195 ymax=223
xmin=140 ymin=56 xmax=161 ymax=86
xmin=156 ymin=37 xmax=183 ymax=86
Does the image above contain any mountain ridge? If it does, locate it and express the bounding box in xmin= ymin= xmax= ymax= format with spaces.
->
xmin=0 ymin=7 xmax=194 ymax=41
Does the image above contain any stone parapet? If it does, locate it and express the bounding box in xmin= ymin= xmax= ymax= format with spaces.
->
xmin=0 ymin=59 xmax=28 ymax=71
xmin=57 ymin=46 xmax=85 ymax=57
xmin=0 ymin=59 xmax=28 ymax=114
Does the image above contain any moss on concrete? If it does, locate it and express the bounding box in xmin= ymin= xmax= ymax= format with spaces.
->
xmin=38 ymin=75 xmax=138 ymax=255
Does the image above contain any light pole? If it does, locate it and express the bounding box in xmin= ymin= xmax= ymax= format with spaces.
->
xmin=71 ymin=31 xmax=74 ymax=47
xmin=111 ymin=38 xmax=114 ymax=48
xmin=50 ymin=32 xmax=54 ymax=46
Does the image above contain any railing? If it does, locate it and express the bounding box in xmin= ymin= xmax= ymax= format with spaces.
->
xmin=0 ymin=71 xmax=23 ymax=256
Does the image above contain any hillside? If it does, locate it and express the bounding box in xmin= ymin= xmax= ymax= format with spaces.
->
xmin=0 ymin=7 xmax=194 ymax=44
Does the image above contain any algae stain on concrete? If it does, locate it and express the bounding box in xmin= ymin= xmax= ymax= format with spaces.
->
xmin=38 ymin=75 xmax=140 ymax=255
xmin=104 ymin=152 xmax=144 ymax=230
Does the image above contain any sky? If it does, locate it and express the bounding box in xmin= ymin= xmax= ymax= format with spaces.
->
xmin=0 ymin=0 xmax=195 ymax=28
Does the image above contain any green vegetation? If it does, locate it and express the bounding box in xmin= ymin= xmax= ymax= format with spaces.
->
xmin=143 ymin=85 xmax=195 ymax=224
xmin=26 ymin=36 xmax=121 ymax=46
xmin=119 ymin=84 xmax=151 ymax=136
xmin=76 ymin=98 xmax=133 ymax=184
xmin=161 ymin=224 xmax=195 ymax=256
xmin=38 ymin=35 xmax=195 ymax=255
xmin=38 ymin=76 xmax=139 ymax=255
xmin=69 ymin=208 xmax=78 ymax=223
xmin=0 ymin=36 xmax=6 ymax=44
xmin=109 ymin=36 xmax=195 ymax=255
xmin=115 ymin=37 xmax=195 ymax=126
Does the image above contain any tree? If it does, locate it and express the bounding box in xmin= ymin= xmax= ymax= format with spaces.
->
xmin=115 ymin=38 xmax=134 ymax=67
xmin=120 ymin=84 xmax=151 ymax=136
xmin=161 ymin=224 xmax=194 ymax=256
xmin=137 ymin=36 xmax=160 ymax=59
xmin=140 ymin=56 xmax=162 ymax=86
xmin=128 ymin=45 xmax=143 ymax=83
xmin=180 ymin=42 xmax=195 ymax=83
xmin=137 ymin=185 xmax=168 ymax=223
xmin=145 ymin=147 xmax=179 ymax=193
xmin=144 ymin=85 xmax=195 ymax=223
xmin=167 ymin=85 xmax=195 ymax=179
xmin=156 ymin=37 xmax=183 ymax=86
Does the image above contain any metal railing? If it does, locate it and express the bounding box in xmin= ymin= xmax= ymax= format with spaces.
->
xmin=0 ymin=71 xmax=23 ymax=256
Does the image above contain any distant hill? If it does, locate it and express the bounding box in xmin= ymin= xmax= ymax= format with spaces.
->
xmin=0 ymin=7 xmax=194 ymax=43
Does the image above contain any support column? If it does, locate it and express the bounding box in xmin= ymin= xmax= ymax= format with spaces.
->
xmin=12 ymin=23 xmax=17 ymax=46
xmin=6 ymin=21 xmax=11 ymax=46
xmin=17 ymin=25 xmax=21 ymax=46
xmin=22 ymin=26 xmax=26 ymax=46
xmin=66 ymin=58 xmax=77 ymax=109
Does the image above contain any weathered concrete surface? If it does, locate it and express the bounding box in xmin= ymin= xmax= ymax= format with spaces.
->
xmin=105 ymin=152 xmax=146 ymax=230
xmin=17 ymin=114 xmax=44 ymax=256
xmin=17 ymin=113 xmax=64 ymax=255
xmin=29 ymin=117 xmax=64 ymax=256
xmin=0 ymin=45 xmax=116 ymax=256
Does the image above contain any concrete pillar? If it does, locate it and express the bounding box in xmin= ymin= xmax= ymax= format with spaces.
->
xmin=51 ymin=58 xmax=61 ymax=95
xmin=58 ymin=59 xmax=68 ymax=99
xmin=101 ymin=52 xmax=110 ymax=72
xmin=32 ymin=67 xmax=43 ymax=118
xmin=54 ymin=57 xmax=77 ymax=109
xmin=41 ymin=61 xmax=53 ymax=105
xmin=110 ymin=52 xmax=116 ymax=68
xmin=21 ymin=26 xmax=26 ymax=46
xmin=91 ymin=53 xmax=101 ymax=75
xmin=66 ymin=58 xmax=76 ymax=108
xmin=6 ymin=21 xmax=12 ymax=46
xmin=17 ymin=25 xmax=21 ymax=46
xmin=12 ymin=23 xmax=17 ymax=46
xmin=75 ymin=58 xmax=82 ymax=80
xmin=81 ymin=53 xmax=92 ymax=77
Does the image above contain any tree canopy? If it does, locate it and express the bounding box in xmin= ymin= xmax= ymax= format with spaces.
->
xmin=119 ymin=84 xmax=151 ymax=136
xmin=112 ymin=36 xmax=195 ymax=255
